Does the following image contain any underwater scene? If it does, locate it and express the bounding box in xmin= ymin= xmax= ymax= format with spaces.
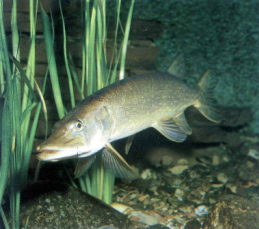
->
xmin=0 ymin=0 xmax=259 ymax=228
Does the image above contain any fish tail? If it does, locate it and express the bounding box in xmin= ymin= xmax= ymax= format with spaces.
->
xmin=194 ymin=70 xmax=221 ymax=123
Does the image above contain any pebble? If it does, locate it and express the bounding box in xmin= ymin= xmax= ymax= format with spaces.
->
xmin=248 ymin=149 xmax=259 ymax=160
xmin=168 ymin=165 xmax=189 ymax=175
xmin=177 ymin=158 xmax=189 ymax=165
xmin=174 ymin=189 xmax=185 ymax=201
xmin=212 ymin=155 xmax=220 ymax=166
xmin=45 ymin=198 xmax=51 ymax=204
xmin=110 ymin=203 xmax=133 ymax=213
xmin=217 ymin=173 xmax=228 ymax=184
xmin=195 ymin=205 xmax=208 ymax=216
xmin=138 ymin=194 xmax=149 ymax=202
xmin=162 ymin=155 xmax=173 ymax=166
xmin=246 ymin=161 xmax=255 ymax=169
xmin=141 ymin=169 xmax=156 ymax=179
xmin=226 ymin=184 xmax=237 ymax=194
xmin=130 ymin=211 xmax=160 ymax=226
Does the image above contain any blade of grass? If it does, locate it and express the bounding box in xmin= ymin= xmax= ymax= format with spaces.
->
xmin=119 ymin=0 xmax=135 ymax=80
xmin=0 ymin=206 xmax=10 ymax=229
xmin=41 ymin=3 xmax=65 ymax=119
xmin=69 ymin=54 xmax=84 ymax=100
xmin=59 ymin=0 xmax=75 ymax=109
xmin=11 ymin=76 xmax=22 ymax=228
xmin=0 ymin=0 xmax=13 ymax=208
xmin=107 ymin=0 xmax=121 ymax=83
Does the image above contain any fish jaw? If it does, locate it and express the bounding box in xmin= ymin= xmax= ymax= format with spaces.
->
xmin=36 ymin=149 xmax=87 ymax=161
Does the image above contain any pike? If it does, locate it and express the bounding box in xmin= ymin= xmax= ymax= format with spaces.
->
xmin=36 ymin=56 xmax=221 ymax=179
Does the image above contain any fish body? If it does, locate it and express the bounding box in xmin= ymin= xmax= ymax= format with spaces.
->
xmin=37 ymin=61 xmax=220 ymax=179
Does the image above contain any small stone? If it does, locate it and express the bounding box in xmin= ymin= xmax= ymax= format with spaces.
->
xmin=143 ymin=198 xmax=151 ymax=206
xmin=246 ymin=161 xmax=255 ymax=169
xmin=179 ymin=206 xmax=192 ymax=213
xmin=177 ymin=158 xmax=189 ymax=165
xmin=195 ymin=205 xmax=208 ymax=216
xmin=226 ymin=184 xmax=237 ymax=194
xmin=130 ymin=193 xmax=138 ymax=200
xmin=173 ymin=178 xmax=184 ymax=186
xmin=47 ymin=206 xmax=55 ymax=213
xmin=141 ymin=169 xmax=156 ymax=179
xmin=248 ymin=149 xmax=259 ymax=160
xmin=162 ymin=155 xmax=173 ymax=166
xmin=110 ymin=203 xmax=133 ymax=214
xmin=211 ymin=182 xmax=225 ymax=188
xmin=138 ymin=194 xmax=149 ymax=202
xmin=174 ymin=189 xmax=185 ymax=201
xmin=212 ymin=155 xmax=220 ymax=166
xmin=60 ymin=209 xmax=66 ymax=218
xmin=184 ymin=219 xmax=202 ymax=229
xmin=190 ymin=170 xmax=200 ymax=179
xmin=36 ymin=205 xmax=42 ymax=211
xmin=130 ymin=211 xmax=159 ymax=226
xmin=150 ymin=198 xmax=161 ymax=203
xmin=223 ymin=156 xmax=230 ymax=162
xmin=217 ymin=173 xmax=228 ymax=184
xmin=168 ymin=165 xmax=189 ymax=175
xmin=45 ymin=198 xmax=51 ymax=204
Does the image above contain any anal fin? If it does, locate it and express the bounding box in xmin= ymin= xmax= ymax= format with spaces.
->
xmin=152 ymin=117 xmax=187 ymax=142
xmin=102 ymin=143 xmax=138 ymax=180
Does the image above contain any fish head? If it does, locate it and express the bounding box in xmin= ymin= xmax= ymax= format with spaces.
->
xmin=36 ymin=105 xmax=113 ymax=161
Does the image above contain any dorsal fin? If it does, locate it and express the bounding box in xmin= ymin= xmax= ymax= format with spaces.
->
xmin=167 ymin=54 xmax=186 ymax=78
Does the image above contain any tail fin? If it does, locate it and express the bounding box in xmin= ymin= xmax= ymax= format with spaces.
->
xmin=194 ymin=70 xmax=221 ymax=123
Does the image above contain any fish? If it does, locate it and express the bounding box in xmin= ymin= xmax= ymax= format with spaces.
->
xmin=36 ymin=57 xmax=221 ymax=179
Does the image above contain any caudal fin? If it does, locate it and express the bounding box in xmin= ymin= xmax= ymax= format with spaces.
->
xmin=194 ymin=70 xmax=221 ymax=123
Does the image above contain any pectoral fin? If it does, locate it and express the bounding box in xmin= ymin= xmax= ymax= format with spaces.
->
xmin=74 ymin=155 xmax=96 ymax=178
xmin=152 ymin=117 xmax=187 ymax=142
xmin=173 ymin=112 xmax=192 ymax=135
xmin=102 ymin=143 xmax=138 ymax=180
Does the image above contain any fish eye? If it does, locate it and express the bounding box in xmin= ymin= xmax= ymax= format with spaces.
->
xmin=75 ymin=120 xmax=84 ymax=131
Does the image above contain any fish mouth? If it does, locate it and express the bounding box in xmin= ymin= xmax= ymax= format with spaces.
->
xmin=36 ymin=137 xmax=87 ymax=161
xmin=36 ymin=149 xmax=89 ymax=161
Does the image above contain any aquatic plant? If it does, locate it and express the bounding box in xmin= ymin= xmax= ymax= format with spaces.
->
xmin=40 ymin=0 xmax=135 ymax=204
xmin=0 ymin=0 xmax=47 ymax=228
xmin=0 ymin=0 xmax=134 ymax=227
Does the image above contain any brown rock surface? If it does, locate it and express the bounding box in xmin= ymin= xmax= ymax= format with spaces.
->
xmin=203 ymin=195 xmax=259 ymax=229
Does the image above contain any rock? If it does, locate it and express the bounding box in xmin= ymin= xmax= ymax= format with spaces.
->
xmin=238 ymin=160 xmax=259 ymax=182
xmin=184 ymin=219 xmax=202 ymax=229
xmin=217 ymin=173 xmax=228 ymax=184
xmin=129 ymin=210 xmax=162 ymax=226
xmin=110 ymin=203 xmax=133 ymax=214
xmin=141 ymin=169 xmax=157 ymax=179
xmin=248 ymin=148 xmax=259 ymax=160
xmin=195 ymin=205 xmax=208 ymax=216
xmin=174 ymin=189 xmax=185 ymax=201
xmin=2 ymin=181 xmax=133 ymax=229
xmin=168 ymin=165 xmax=189 ymax=175
xmin=203 ymin=195 xmax=259 ymax=229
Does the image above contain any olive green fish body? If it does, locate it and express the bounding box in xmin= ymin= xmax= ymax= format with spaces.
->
xmin=37 ymin=63 xmax=220 ymax=179
xmin=101 ymin=72 xmax=198 ymax=140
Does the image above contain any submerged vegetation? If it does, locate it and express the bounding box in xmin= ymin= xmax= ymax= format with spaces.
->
xmin=0 ymin=0 xmax=134 ymax=227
